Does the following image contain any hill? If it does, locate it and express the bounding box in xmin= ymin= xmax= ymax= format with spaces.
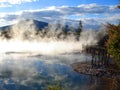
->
xmin=0 ymin=19 xmax=48 ymax=31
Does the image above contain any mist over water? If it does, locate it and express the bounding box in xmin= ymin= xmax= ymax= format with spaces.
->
xmin=0 ymin=20 xmax=108 ymax=90
xmin=0 ymin=19 xmax=104 ymax=55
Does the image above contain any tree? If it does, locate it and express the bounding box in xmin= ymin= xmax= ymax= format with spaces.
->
xmin=76 ymin=20 xmax=82 ymax=40
xmin=78 ymin=20 xmax=82 ymax=35
xmin=117 ymin=5 xmax=120 ymax=9
xmin=105 ymin=23 xmax=120 ymax=66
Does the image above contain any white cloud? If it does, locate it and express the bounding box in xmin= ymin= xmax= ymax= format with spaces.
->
xmin=0 ymin=3 xmax=12 ymax=7
xmin=0 ymin=0 xmax=37 ymax=5
xmin=0 ymin=19 xmax=17 ymax=27
xmin=0 ymin=4 xmax=119 ymax=29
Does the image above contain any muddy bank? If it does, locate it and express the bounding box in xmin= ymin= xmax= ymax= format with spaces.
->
xmin=71 ymin=62 xmax=120 ymax=90
xmin=71 ymin=62 xmax=120 ymax=78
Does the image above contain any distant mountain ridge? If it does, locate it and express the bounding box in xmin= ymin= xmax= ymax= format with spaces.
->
xmin=0 ymin=19 xmax=48 ymax=31
xmin=0 ymin=19 xmax=101 ymax=31
xmin=0 ymin=19 xmax=73 ymax=40
xmin=0 ymin=25 xmax=11 ymax=31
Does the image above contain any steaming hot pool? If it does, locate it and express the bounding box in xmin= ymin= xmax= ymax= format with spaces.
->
xmin=0 ymin=53 xmax=110 ymax=90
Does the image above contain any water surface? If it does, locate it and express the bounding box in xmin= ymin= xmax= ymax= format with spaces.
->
xmin=0 ymin=53 xmax=111 ymax=90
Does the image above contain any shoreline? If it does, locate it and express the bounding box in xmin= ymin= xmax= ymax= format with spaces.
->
xmin=71 ymin=61 xmax=120 ymax=78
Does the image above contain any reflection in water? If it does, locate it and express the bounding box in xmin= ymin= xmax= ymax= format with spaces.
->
xmin=0 ymin=53 xmax=119 ymax=90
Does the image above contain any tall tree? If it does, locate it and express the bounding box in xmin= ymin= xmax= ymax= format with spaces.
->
xmin=78 ymin=20 xmax=82 ymax=35
xmin=105 ymin=23 xmax=120 ymax=66
xmin=76 ymin=20 xmax=82 ymax=40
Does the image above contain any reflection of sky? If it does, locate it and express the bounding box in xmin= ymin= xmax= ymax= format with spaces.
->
xmin=0 ymin=54 xmax=92 ymax=90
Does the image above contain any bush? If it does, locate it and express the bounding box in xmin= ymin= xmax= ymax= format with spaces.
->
xmin=105 ymin=23 xmax=120 ymax=66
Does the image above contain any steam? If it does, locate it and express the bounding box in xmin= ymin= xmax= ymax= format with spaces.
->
xmin=0 ymin=19 xmax=102 ymax=55
xmin=0 ymin=19 xmax=106 ymax=90
xmin=0 ymin=54 xmax=91 ymax=90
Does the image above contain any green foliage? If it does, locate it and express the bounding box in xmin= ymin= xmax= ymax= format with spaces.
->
xmin=106 ymin=23 xmax=120 ymax=66
xmin=47 ymin=84 xmax=67 ymax=90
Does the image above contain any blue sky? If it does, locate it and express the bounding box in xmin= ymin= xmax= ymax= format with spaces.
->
xmin=0 ymin=0 xmax=119 ymax=12
xmin=0 ymin=0 xmax=120 ymax=29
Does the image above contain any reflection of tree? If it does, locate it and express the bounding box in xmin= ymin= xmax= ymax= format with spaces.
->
xmin=86 ymin=77 xmax=98 ymax=90
xmin=87 ymin=76 xmax=120 ymax=90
